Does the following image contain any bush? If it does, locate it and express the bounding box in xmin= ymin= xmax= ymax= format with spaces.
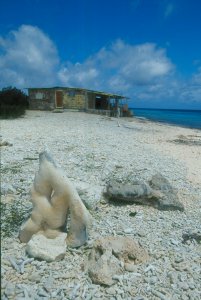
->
xmin=0 ymin=201 xmax=29 ymax=238
xmin=0 ymin=87 xmax=29 ymax=119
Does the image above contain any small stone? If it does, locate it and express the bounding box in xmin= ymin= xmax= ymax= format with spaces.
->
xmin=137 ymin=230 xmax=146 ymax=237
xmin=106 ymin=287 xmax=116 ymax=295
xmin=26 ymin=232 xmax=67 ymax=262
xmin=170 ymin=239 xmax=179 ymax=245
xmin=28 ymin=272 xmax=41 ymax=283
xmin=37 ymin=288 xmax=49 ymax=297
xmin=124 ymin=263 xmax=136 ymax=272
xmin=174 ymin=257 xmax=184 ymax=263
xmin=124 ymin=228 xmax=133 ymax=234
xmin=167 ymin=272 xmax=177 ymax=284
xmin=179 ymin=282 xmax=189 ymax=291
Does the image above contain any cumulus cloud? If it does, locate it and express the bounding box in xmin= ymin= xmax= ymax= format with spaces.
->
xmin=0 ymin=24 xmax=200 ymax=107
xmin=59 ymin=40 xmax=174 ymax=93
xmin=0 ymin=25 xmax=59 ymax=88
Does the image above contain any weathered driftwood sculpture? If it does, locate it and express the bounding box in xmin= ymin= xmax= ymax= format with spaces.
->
xmin=19 ymin=151 xmax=91 ymax=248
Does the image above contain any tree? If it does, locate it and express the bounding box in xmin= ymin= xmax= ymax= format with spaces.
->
xmin=0 ymin=87 xmax=29 ymax=119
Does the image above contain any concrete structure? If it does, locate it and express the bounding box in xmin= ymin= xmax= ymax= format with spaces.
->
xmin=28 ymin=87 xmax=131 ymax=117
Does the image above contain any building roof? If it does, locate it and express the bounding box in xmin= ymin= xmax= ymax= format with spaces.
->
xmin=27 ymin=87 xmax=129 ymax=99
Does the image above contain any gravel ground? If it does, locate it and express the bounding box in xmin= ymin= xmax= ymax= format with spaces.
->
xmin=1 ymin=110 xmax=201 ymax=300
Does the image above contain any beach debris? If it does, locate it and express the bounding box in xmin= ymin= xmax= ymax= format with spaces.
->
xmin=26 ymin=232 xmax=67 ymax=262
xmin=0 ymin=140 xmax=13 ymax=147
xmin=170 ymin=134 xmax=201 ymax=146
xmin=87 ymin=236 xmax=149 ymax=286
xmin=104 ymin=173 xmax=184 ymax=211
xmin=8 ymin=256 xmax=34 ymax=274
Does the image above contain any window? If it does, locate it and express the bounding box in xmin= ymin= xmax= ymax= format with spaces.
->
xmin=68 ymin=90 xmax=76 ymax=97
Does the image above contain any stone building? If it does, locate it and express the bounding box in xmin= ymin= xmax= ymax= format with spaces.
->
xmin=28 ymin=87 xmax=131 ymax=116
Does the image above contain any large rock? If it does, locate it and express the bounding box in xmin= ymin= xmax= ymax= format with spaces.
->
xmin=88 ymin=236 xmax=149 ymax=286
xmin=104 ymin=173 xmax=184 ymax=211
xmin=149 ymin=173 xmax=184 ymax=211
xmin=26 ymin=232 xmax=67 ymax=262
xmin=74 ymin=180 xmax=102 ymax=210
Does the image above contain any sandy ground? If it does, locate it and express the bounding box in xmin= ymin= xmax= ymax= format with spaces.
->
xmin=1 ymin=110 xmax=201 ymax=300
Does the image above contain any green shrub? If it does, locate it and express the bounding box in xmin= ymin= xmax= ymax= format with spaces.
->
xmin=0 ymin=201 xmax=28 ymax=238
xmin=0 ymin=87 xmax=29 ymax=119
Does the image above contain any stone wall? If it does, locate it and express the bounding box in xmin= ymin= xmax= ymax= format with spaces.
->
xmin=63 ymin=91 xmax=85 ymax=110
xmin=29 ymin=89 xmax=55 ymax=110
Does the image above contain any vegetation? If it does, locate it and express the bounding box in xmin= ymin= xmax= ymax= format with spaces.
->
xmin=0 ymin=201 xmax=28 ymax=238
xmin=0 ymin=87 xmax=29 ymax=119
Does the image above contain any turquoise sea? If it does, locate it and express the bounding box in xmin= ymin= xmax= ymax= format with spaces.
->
xmin=130 ymin=108 xmax=201 ymax=130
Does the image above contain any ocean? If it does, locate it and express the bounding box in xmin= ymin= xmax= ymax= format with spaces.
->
xmin=130 ymin=108 xmax=201 ymax=130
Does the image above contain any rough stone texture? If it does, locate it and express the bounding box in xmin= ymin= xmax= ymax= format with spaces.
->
xmin=74 ymin=180 xmax=102 ymax=210
xmin=88 ymin=236 xmax=149 ymax=286
xmin=88 ymin=249 xmax=123 ymax=286
xmin=105 ymin=173 xmax=184 ymax=211
xmin=182 ymin=231 xmax=201 ymax=244
xmin=149 ymin=173 xmax=184 ymax=211
xmin=1 ymin=111 xmax=201 ymax=299
xmin=26 ymin=232 xmax=67 ymax=262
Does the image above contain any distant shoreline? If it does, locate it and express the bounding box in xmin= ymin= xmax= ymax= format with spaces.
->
xmin=131 ymin=108 xmax=201 ymax=130
xmin=134 ymin=115 xmax=201 ymax=130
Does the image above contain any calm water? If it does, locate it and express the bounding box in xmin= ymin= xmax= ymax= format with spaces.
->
xmin=130 ymin=108 xmax=201 ymax=129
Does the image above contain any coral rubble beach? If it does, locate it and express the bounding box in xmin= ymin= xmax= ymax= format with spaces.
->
xmin=1 ymin=110 xmax=201 ymax=299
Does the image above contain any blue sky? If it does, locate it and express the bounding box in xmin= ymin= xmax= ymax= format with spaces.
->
xmin=0 ymin=0 xmax=201 ymax=109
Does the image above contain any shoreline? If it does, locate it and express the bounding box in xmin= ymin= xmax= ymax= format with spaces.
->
xmin=134 ymin=115 xmax=201 ymax=130
xmin=130 ymin=108 xmax=201 ymax=130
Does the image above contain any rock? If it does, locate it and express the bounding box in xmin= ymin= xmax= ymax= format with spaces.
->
xmin=1 ymin=183 xmax=16 ymax=195
xmin=124 ymin=263 xmax=137 ymax=272
xmin=178 ymin=282 xmax=189 ymax=291
xmin=149 ymin=173 xmax=184 ymax=211
xmin=104 ymin=173 xmax=184 ymax=211
xmin=28 ymin=272 xmax=41 ymax=283
xmin=106 ymin=287 xmax=117 ymax=295
xmin=104 ymin=181 xmax=153 ymax=203
xmin=88 ymin=236 xmax=149 ymax=286
xmin=26 ymin=232 xmax=67 ymax=262
xmin=88 ymin=248 xmax=123 ymax=286
xmin=0 ymin=140 xmax=13 ymax=147
xmin=182 ymin=231 xmax=201 ymax=244
xmin=74 ymin=180 xmax=102 ymax=210
xmin=124 ymin=228 xmax=133 ymax=234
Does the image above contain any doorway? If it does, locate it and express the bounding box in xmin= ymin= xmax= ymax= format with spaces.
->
xmin=55 ymin=91 xmax=63 ymax=108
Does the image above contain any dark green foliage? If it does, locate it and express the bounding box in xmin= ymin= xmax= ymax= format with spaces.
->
xmin=0 ymin=87 xmax=29 ymax=119
xmin=0 ymin=201 xmax=28 ymax=238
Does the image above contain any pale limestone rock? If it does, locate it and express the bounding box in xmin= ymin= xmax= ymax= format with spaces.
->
xmin=26 ymin=232 xmax=67 ymax=262
xmin=88 ymin=236 xmax=149 ymax=286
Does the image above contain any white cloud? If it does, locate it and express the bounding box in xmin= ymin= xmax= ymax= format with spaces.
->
xmin=0 ymin=25 xmax=59 ymax=88
xmin=0 ymin=25 xmax=200 ymax=107
xmin=59 ymin=40 xmax=174 ymax=93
